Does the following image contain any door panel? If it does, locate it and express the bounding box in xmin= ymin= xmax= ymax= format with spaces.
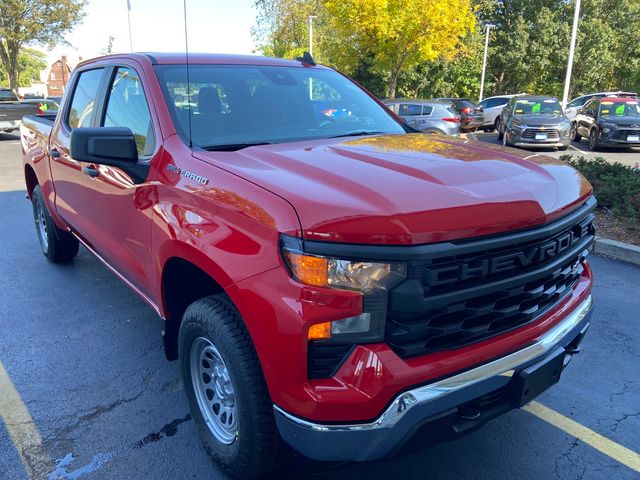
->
xmin=50 ymin=64 xmax=157 ymax=296
xmin=84 ymin=66 xmax=156 ymax=293
xmin=50 ymin=67 xmax=106 ymax=237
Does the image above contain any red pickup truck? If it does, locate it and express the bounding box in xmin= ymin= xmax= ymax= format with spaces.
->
xmin=21 ymin=53 xmax=595 ymax=479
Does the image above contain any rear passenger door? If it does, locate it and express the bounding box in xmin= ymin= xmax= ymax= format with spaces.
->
xmin=50 ymin=62 xmax=160 ymax=297
xmin=576 ymin=100 xmax=596 ymax=137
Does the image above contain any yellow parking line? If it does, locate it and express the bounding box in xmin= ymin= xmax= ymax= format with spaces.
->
xmin=524 ymin=401 xmax=640 ymax=473
xmin=0 ymin=361 xmax=51 ymax=479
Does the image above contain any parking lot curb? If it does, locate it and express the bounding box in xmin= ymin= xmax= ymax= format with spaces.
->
xmin=593 ymin=236 xmax=640 ymax=267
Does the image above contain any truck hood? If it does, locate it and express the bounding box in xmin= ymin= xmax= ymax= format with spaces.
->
xmin=194 ymin=134 xmax=592 ymax=245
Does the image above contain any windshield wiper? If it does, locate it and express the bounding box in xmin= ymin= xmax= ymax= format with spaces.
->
xmin=201 ymin=142 xmax=272 ymax=152
xmin=328 ymin=130 xmax=386 ymax=139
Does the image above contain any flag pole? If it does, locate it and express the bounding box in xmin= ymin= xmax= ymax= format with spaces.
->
xmin=127 ymin=0 xmax=133 ymax=52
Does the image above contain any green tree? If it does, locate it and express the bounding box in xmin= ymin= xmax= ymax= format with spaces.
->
xmin=324 ymin=0 xmax=476 ymax=97
xmin=17 ymin=47 xmax=47 ymax=86
xmin=570 ymin=0 xmax=640 ymax=96
xmin=0 ymin=0 xmax=86 ymax=93
xmin=254 ymin=0 xmax=476 ymax=98
xmin=398 ymin=29 xmax=485 ymax=99
xmin=0 ymin=47 xmax=47 ymax=87
xmin=476 ymin=0 xmax=640 ymax=99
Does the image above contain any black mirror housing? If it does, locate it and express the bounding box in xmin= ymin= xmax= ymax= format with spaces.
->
xmin=71 ymin=127 xmax=138 ymax=166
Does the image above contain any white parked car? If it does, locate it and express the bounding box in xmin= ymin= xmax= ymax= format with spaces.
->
xmin=477 ymin=94 xmax=526 ymax=131
xmin=564 ymin=91 xmax=637 ymax=121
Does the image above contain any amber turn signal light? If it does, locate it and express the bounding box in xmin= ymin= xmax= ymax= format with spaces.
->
xmin=308 ymin=321 xmax=332 ymax=340
xmin=283 ymin=250 xmax=329 ymax=287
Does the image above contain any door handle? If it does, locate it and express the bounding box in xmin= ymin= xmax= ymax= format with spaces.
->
xmin=82 ymin=165 xmax=100 ymax=178
xmin=49 ymin=148 xmax=60 ymax=158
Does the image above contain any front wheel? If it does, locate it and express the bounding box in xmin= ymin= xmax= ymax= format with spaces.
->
xmin=497 ymin=123 xmax=504 ymax=141
xmin=571 ymin=123 xmax=581 ymax=142
xmin=179 ymin=295 xmax=283 ymax=479
xmin=31 ymin=185 xmax=79 ymax=263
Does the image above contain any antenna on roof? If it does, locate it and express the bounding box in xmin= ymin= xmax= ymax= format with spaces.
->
xmin=296 ymin=51 xmax=316 ymax=66
xmin=183 ymin=0 xmax=192 ymax=147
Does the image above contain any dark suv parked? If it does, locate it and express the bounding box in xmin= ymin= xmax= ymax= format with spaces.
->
xmin=437 ymin=98 xmax=484 ymax=132
xmin=498 ymin=95 xmax=571 ymax=150
xmin=573 ymin=97 xmax=640 ymax=150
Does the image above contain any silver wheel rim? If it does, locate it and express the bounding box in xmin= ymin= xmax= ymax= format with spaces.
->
xmin=34 ymin=199 xmax=48 ymax=253
xmin=190 ymin=337 xmax=238 ymax=444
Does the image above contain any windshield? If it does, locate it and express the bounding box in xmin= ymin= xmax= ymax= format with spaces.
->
xmin=514 ymin=99 xmax=562 ymax=115
xmin=0 ymin=90 xmax=18 ymax=102
xmin=155 ymin=64 xmax=405 ymax=149
xmin=599 ymin=101 xmax=640 ymax=117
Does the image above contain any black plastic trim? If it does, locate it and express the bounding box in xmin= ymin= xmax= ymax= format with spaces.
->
xmin=390 ymin=235 xmax=591 ymax=313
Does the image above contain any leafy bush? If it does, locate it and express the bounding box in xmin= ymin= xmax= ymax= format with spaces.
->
xmin=560 ymin=155 xmax=640 ymax=225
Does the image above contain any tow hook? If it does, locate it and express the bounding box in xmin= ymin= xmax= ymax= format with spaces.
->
xmin=563 ymin=323 xmax=590 ymax=367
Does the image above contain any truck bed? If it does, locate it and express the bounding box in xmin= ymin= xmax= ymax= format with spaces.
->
xmin=20 ymin=114 xmax=57 ymax=162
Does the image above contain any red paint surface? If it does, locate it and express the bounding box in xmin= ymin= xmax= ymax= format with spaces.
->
xmin=22 ymin=53 xmax=594 ymax=423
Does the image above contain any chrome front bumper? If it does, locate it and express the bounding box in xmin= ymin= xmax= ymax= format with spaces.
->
xmin=274 ymin=294 xmax=593 ymax=461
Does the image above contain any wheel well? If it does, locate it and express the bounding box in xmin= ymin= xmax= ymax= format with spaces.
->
xmin=25 ymin=164 xmax=38 ymax=197
xmin=162 ymin=257 xmax=224 ymax=360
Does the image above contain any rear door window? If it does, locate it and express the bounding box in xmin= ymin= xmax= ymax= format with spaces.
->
xmin=67 ymin=68 xmax=104 ymax=128
xmin=487 ymin=97 xmax=508 ymax=108
xmin=399 ymin=104 xmax=423 ymax=116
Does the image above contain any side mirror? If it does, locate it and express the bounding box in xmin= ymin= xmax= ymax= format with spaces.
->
xmin=71 ymin=127 xmax=138 ymax=166
xmin=477 ymin=106 xmax=484 ymax=112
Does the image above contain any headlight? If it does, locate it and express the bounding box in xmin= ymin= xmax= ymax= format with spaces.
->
xmin=280 ymin=235 xmax=406 ymax=343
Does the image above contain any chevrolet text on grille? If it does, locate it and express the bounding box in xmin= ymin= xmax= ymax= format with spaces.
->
xmin=426 ymin=219 xmax=592 ymax=287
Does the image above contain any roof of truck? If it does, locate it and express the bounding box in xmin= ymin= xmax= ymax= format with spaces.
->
xmin=76 ymin=52 xmax=325 ymax=69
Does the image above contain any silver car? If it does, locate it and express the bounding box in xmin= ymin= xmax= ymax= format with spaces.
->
xmin=384 ymin=99 xmax=460 ymax=137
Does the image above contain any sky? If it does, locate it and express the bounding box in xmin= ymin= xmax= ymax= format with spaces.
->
xmin=42 ymin=0 xmax=259 ymax=65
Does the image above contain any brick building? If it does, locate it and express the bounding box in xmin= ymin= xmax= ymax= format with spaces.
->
xmin=46 ymin=56 xmax=74 ymax=97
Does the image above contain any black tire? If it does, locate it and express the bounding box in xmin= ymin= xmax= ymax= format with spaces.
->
xmin=571 ymin=123 xmax=581 ymax=142
xmin=558 ymin=145 xmax=569 ymax=151
xmin=179 ymin=295 xmax=283 ymax=479
xmin=31 ymin=185 xmax=79 ymax=263
xmin=589 ymin=129 xmax=600 ymax=151
xmin=497 ymin=123 xmax=504 ymax=141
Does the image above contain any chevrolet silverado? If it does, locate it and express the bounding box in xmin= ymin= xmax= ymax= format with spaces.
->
xmin=21 ymin=53 xmax=595 ymax=479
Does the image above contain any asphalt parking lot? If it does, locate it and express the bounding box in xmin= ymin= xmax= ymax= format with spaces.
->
xmin=0 ymin=132 xmax=639 ymax=480
xmin=467 ymin=130 xmax=640 ymax=167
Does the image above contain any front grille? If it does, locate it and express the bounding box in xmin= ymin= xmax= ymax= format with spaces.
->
xmin=387 ymin=261 xmax=582 ymax=358
xmin=521 ymin=127 xmax=560 ymax=140
xmin=386 ymin=200 xmax=595 ymax=359
xmin=612 ymin=129 xmax=640 ymax=141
